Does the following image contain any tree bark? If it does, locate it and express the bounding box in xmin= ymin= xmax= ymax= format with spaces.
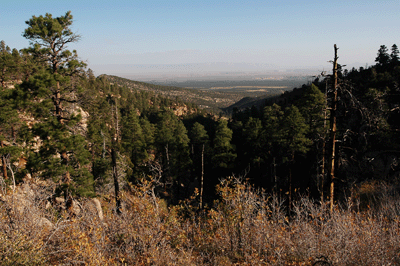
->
xmin=112 ymin=147 xmax=121 ymax=214
xmin=1 ymin=141 xmax=8 ymax=180
xmin=200 ymin=143 xmax=205 ymax=209
xmin=328 ymin=44 xmax=339 ymax=213
xmin=320 ymin=78 xmax=328 ymax=203
xmin=111 ymin=101 xmax=121 ymax=214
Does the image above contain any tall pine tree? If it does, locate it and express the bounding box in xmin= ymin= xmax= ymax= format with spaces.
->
xmin=20 ymin=11 xmax=93 ymax=198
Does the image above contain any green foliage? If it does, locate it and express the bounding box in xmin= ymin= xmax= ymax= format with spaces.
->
xmin=121 ymin=109 xmax=149 ymax=182
xmin=190 ymin=122 xmax=209 ymax=145
xmin=263 ymin=103 xmax=283 ymax=155
xmin=296 ymin=84 xmax=325 ymax=139
xmin=0 ymin=41 xmax=14 ymax=87
xmin=279 ymin=105 xmax=311 ymax=158
xmin=242 ymin=117 xmax=265 ymax=164
xmin=16 ymin=11 xmax=93 ymax=196
xmin=212 ymin=119 xmax=236 ymax=169
xmin=375 ymin=45 xmax=390 ymax=70
xmin=3 ymin=11 xmax=400 ymax=215
xmin=23 ymin=11 xmax=85 ymax=73
xmin=154 ymin=109 xmax=191 ymax=186
xmin=390 ymin=44 xmax=399 ymax=66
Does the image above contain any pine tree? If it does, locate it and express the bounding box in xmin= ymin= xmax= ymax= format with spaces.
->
xmin=121 ymin=108 xmax=147 ymax=182
xmin=212 ymin=119 xmax=236 ymax=169
xmin=154 ymin=110 xmax=191 ymax=199
xmin=139 ymin=116 xmax=155 ymax=152
xmin=20 ymin=11 xmax=93 ymax=198
xmin=279 ymin=105 xmax=311 ymax=159
xmin=278 ymin=105 xmax=311 ymax=209
xmin=0 ymin=41 xmax=14 ymax=87
xmin=85 ymin=81 xmax=112 ymax=190
xmin=263 ymin=103 xmax=284 ymax=157
xmin=375 ymin=45 xmax=390 ymax=69
xmin=297 ymin=84 xmax=325 ymax=138
xmin=0 ymin=87 xmax=21 ymax=183
xmin=390 ymin=44 xmax=399 ymax=66
xmin=242 ymin=117 xmax=265 ymax=165
xmin=296 ymin=84 xmax=326 ymax=199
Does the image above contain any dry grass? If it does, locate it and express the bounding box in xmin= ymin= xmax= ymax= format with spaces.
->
xmin=1 ymin=177 xmax=399 ymax=265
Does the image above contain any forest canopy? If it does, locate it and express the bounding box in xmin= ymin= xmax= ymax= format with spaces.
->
xmin=1 ymin=11 xmax=400 ymax=266
xmin=0 ymin=11 xmax=399 ymax=213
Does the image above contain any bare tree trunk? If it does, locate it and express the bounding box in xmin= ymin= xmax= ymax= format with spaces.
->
xmin=112 ymin=147 xmax=121 ymax=214
xmin=328 ymin=44 xmax=339 ymax=213
xmin=272 ymin=157 xmax=277 ymax=193
xmin=53 ymin=80 xmax=72 ymax=188
xmin=6 ymin=159 xmax=16 ymax=192
xmin=288 ymin=152 xmax=294 ymax=212
xmin=100 ymin=130 xmax=106 ymax=159
xmin=54 ymin=81 xmax=63 ymax=124
xmin=200 ymin=144 xmax=205 ymax=209
xmin=111 ymin=101 xmax=121 ymax=214
xmin=320 ymin=140 xmax=325 ymax=202
xmin=165 ymin=144 xmax=170 ymax=188
xmin=320 ymin=78 xmax=328 ymax=203
xmin=1 ymin=141 xmax=7 ymax=180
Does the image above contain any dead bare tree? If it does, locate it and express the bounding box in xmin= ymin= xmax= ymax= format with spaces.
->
xmin=111 ymin=98 xmax=121 ymax=214
xmin=328 ymin=44 xmax=339 ymax=213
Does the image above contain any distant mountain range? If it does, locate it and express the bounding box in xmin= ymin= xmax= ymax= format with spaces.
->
xmin=92 ymin=62 xmax=335 ymax=81
xmin=92 ymin=61 xmax=371 ymax=83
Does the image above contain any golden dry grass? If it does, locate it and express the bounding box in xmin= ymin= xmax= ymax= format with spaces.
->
xmin=1 ymin=178 xmax=399 ymax=265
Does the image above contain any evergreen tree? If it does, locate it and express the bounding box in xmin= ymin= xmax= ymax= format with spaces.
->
xmin=0 ymin=86 xmax=22 ymax=183
xmin=190 ymin=122 xmax=209 ymax=147
xmin=278 ymin=105 xmax=311 ymax=208
xmin=139 ymin=116 xmax=155 ymax=152
xmin=279 ymin=105 xmax=311 ymax=161
xmin=121 ymin=108 xmax=147 ymax=182
xmin=242 ymin=117 xmax=265 ymax=165
xmin=297 ymin=84 xmax=326 ymax=139
xmin=296 ymin=84 xmax=326 ymax=197
xmin=0 ymin=41 xmax=14 ymax=87
xmin=84 ymin=78 xmax=113 ymax=190
xmin=375 ymin=45 xmax=390 ymax=69
xmin=20 ymin=11 xmax=93 ymax=198
xmin=154 ymin=110 xmax=191 ymax=199
xmin=212 ymin=119 xmax=236 ymax=169
xmin=390 ymin=44 xmax=399 ymax=66
xmin=263 ymin=103 xmax=284 ymax=158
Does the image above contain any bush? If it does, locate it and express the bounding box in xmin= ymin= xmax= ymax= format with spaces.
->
xmin=1 ymin=178 xmax=400 ymax=265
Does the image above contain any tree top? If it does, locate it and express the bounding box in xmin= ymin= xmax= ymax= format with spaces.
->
xmin=23 ymin=11 xmax=79 ymax=49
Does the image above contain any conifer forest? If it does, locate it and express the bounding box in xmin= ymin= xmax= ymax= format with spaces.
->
xmin=1 ymin=11 xmax=400 ymax=265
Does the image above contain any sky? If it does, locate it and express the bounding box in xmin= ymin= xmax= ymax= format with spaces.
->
xmin=1 ymin=0 xmax=399 ymax=79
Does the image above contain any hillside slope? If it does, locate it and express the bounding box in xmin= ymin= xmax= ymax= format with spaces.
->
xmin=102 ymin=74 xmax=243 ymax=112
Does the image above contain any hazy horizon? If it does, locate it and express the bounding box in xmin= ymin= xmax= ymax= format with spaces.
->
xmin=2 ymin=0 xmax=396 ymax=80
xmin=91 ymin=61 xmax=370 ymax=83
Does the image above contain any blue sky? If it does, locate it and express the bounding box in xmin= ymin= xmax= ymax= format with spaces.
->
xmin=1 ymin=0 xmax=399 ymax=77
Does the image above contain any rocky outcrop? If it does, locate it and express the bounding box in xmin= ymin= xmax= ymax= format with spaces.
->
xmin=1 ymin=181 xmax=104 ymax=225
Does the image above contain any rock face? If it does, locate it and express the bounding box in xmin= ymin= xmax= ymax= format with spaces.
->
xmin=171 ymin=104 xmax=192 ymax=117
xmin=2 ymin=181 xmax=54 ymax=229
xmin=1 ymin=181 xmax=105 ymax=232
xmin=81 ymin=197 xmax=104 ymax=221
xmin=91 ymin=198 xmax=104 ymax=221
xmin=38 ymin=217 xmax=54 ymax=229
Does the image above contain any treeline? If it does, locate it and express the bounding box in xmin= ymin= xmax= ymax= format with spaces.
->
xmin=229 ymin=43 xmax=400 ymax=206
xmin=1 ymin=11 xmax=400 ymax=212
